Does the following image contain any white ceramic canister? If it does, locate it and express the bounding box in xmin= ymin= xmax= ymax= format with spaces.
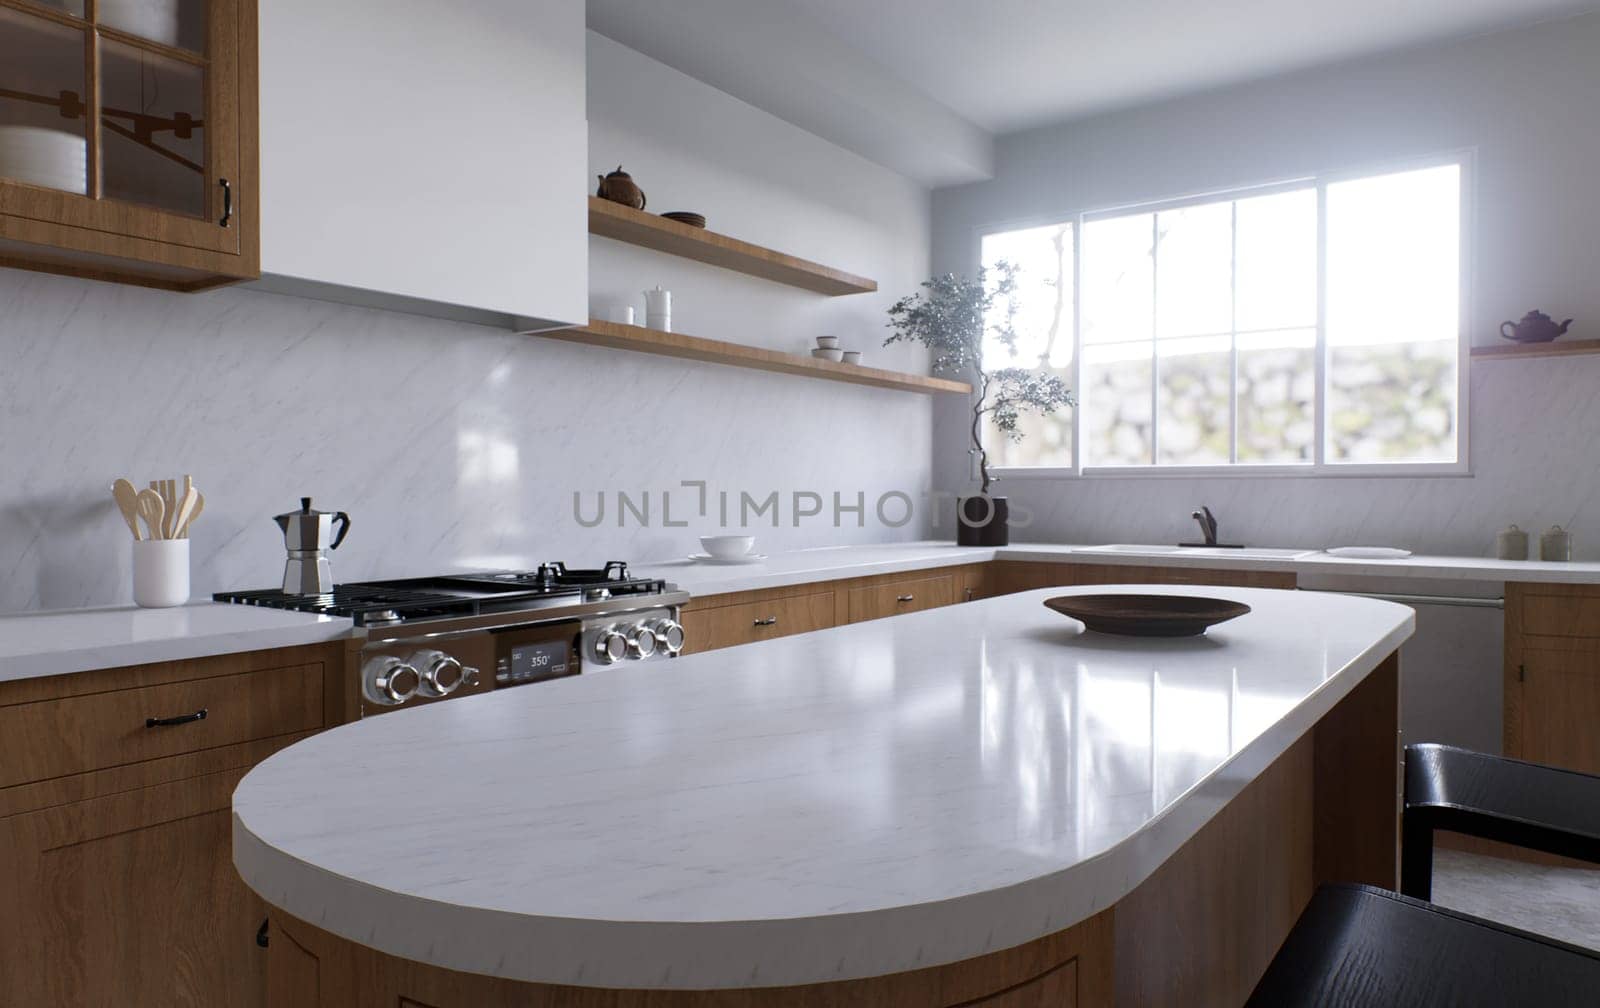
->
xmin=644 ymin=285 xmax=671 ymax=332
xmin=133 ymin=538 xmax=190 ymax=607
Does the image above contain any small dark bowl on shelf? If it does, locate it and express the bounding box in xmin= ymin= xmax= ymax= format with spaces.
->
xmin=1044 ymin=594 xmax=1252 ymax=638
xmin=661 ymin=211 xmax=707 ymax=228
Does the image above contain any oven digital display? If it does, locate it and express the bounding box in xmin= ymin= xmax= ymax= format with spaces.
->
xmin=506 ymin=639 xmax=573 ymax=684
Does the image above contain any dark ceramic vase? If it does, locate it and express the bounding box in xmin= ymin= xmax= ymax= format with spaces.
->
xmin=957 ymin=496 xmax=1009 ymax=547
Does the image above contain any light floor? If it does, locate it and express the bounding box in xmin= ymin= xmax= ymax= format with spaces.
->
xmin=1433 ymin=849 xmax=1600 ymax=950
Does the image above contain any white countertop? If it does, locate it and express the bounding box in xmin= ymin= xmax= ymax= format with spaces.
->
xmin=0 ymin=602 xmax=353 ymax=684
xmin=7 ymin=539 xmax=1591 ymax=685
xmin=638 ymin=541 xmax=1600 ymax=597
xmin=233 ymin=585 xmax=1413 ymax=989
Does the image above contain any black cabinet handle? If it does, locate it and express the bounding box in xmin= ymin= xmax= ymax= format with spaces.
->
xmin=219 ymin=178 xmax=232 ymax=227
xmin=256 ymin=918 xmax=269 ymax=948
xmin=752 ymin=617 xmax=777 ymax=627
xmin=146 ymin=708 xmax=207 ymax=728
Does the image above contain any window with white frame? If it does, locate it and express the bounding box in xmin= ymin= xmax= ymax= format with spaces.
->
xmin=979 ymin=159 xmax=1465 ymax=472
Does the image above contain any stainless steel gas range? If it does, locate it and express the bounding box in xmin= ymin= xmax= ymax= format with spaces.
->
xmin=216 ymin=562 xmax=688 ymax=718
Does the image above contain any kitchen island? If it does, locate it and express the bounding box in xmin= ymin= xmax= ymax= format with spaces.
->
xmin=233 ymin=585 xmax=1413 ymax=1006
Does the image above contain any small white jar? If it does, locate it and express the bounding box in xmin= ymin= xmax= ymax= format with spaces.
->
xmin=133 ymin=538 xmax=190 ymax=608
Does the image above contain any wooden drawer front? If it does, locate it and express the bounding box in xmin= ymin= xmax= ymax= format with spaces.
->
xmin=1073 ymin=563 xmax=1296 ymax=590
xmin=848 ymin=574 xmax=957 ymax=623
xmin=682 ymin=592 xmax=835 ymax=654
xmin=0 ymin=663 xmax=324 ymax=789
xmin=1519 ymin=591 xmax=1600 ymax=639
xmin=991 ymin=561 xmax=1078 ymax=596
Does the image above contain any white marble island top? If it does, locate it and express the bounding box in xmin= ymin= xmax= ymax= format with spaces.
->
xmin=233 ymin=585 xmax=1413 ymax=989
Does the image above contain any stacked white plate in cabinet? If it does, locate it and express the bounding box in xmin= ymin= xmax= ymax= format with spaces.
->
xmin=0 ymin=126 xmax=87 ymax=195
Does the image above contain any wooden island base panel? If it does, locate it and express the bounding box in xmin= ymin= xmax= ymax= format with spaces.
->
xmin=265 ymin=656 xmax=1398 ymax=1008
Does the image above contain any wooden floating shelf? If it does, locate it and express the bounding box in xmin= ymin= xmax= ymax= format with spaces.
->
xmin=587 ymin=197 xmax=877 ymax=296
xmin=1471 ymin=339 xmax=1600 ymax=361
xmin=539 ymin=319 xmax=971 ymax=395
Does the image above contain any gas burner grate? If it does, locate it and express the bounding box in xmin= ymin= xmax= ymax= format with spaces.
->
xmin=213 ymin=585 xmax=490 ymax=626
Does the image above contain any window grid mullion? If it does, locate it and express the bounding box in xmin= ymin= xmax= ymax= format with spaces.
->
xmin=1149 ymin=214 xmax=1160 ymax=467
xmin=1314 ymin=183 xmax=1329 ymax=466
xmin=1229 ymin=201 xmax=1239 ymax=465
xmin=1071 ymin=218 xmax=1084 ymax=475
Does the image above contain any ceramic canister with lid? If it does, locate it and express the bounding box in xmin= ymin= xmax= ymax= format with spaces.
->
xmin=1496 ymin=525 xmax=1529 ymax=561
xmin=1540 ymin=526 xmax=1573 ymax=562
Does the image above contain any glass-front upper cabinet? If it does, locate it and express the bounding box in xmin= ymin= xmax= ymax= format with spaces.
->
xmin=0 ymin=0 xmax=256 ymax=289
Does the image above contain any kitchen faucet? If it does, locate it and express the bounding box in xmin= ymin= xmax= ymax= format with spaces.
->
xmin=1181 ymin=506 xmax=1242 ymax=548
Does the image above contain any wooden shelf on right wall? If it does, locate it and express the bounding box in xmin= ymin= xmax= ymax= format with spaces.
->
xmin=1471 ymin=339 xmax=1600 ymax=361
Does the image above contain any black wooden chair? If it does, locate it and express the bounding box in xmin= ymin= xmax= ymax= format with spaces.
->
xmin=1247 ymin=883 xmax=1600 ymax=1006
xmin=1402 ymin=742 xmax=1600 ymax=899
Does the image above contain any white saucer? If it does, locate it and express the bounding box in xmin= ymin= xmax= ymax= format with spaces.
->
xmin=1324 ymin=547 xmax=1413 ymax=559
xmin=687 ymin=552 xmax=769 ymax=565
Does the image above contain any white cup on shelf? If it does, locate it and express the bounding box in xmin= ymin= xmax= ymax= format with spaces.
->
xmin=644 ymin=286 xmax=672 ymax=332
xmin=133 ymin=539 xmax=189 ymax=608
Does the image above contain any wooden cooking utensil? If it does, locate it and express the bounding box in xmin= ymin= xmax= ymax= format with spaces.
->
xmin=111 ymin=478 xmax=143 ymax=540
xmin=178 ymin=490 xmax=205 ymax=538
xmin=136 ymin=488 xmax=166 ymax=541
xmin=170 ymin=485 xmax=200 ymax=542
xmin=163 ymin=478 xmax=178 ymax=538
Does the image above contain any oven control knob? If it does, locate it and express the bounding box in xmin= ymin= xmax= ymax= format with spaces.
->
xmin=624 ymin=624 xmax=657 ymax=659
xmin=594 ymin=628 xmax=629 ymax=664
xmin=411 ymin=650 xmax=466 ymax=697
xmin=363 ymin=656 xmax=421 ymax=706
xmin=645 ymin=618 xmax=685 ymax=655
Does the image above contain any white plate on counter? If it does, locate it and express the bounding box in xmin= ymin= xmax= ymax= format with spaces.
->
xmin=1323 ymin=547 xmax=1413 ymax=559
xmin=687 ymin=552 xmax=769 ymax=565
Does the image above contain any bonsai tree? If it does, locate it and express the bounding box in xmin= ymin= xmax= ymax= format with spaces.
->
xmin=884 ymin=262 xmax=1074 ymax=495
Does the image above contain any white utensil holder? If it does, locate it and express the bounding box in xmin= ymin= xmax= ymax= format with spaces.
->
xmin=133 ymin=539 xmax=189 ymax=608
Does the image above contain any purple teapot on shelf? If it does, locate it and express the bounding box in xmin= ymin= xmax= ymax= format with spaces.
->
xmin=1500 ymin=310 xmax=1573 ymax=344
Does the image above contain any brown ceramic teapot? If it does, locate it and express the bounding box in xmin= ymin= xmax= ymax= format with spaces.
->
xmin=596 ymin=166 xmax=646 ymax=210
xmin=1500 ymin=310 xmax=1573 ymax=344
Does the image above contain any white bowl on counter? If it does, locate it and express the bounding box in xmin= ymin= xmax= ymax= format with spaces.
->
xmin=0 ymin=126 xmax=87 ymax=195
xmin=811 ymin=347 xmax=845 ymax=362
xmin=699 ymin=535 xmax=755 ymax=560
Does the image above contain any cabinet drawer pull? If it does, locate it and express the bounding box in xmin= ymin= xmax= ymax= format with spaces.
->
xmin=753 ymin=617 xmax=778 ymax=627
xmin=219 ymin=178 xmax=233 ymax=227
xmin=146 ymin=708 xmax=208 ymax=728
xmin=256 ymin=918 xmax=270 ymax=949
xmin=896 ymin=594 xmax=916 ymax=603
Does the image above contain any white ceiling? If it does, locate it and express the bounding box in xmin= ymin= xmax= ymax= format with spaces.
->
xmin=790 ymin=0 xmax=1600 ymax=132
xmin=590 ymin=0 xmax=1598 ymax=184
xmin=787 ymin=0 xmax=1597 ymax=132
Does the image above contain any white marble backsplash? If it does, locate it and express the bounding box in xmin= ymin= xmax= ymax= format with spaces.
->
xmin=0 ymin=271 xmax=933 ymax=612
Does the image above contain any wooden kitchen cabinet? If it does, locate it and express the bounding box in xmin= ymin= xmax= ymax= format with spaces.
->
xmin=990 ymin=560 xmax=1296 ymax=596
xmin=1505 ymin=583 xmax=1600 ymax=773
xmin=0 ymin=640 xmax=339 ymax=1007
xmin=847 ymin=573 xmax=956 ymax=623
xmin=0 ymin=0 xmax=259 ymax=290
xmin=678 ymin=589 xmax=836 ymax=655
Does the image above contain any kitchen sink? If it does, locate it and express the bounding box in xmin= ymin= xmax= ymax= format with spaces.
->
xmin=1181 ymin=547 xmax=1316 ymax=560
xmin=1074 ymin=544 xmax=1314 ymax=560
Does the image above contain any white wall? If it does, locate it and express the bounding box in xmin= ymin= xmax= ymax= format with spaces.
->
xmin=258 ymin=0 xmax=588 ymax=329
xmin=930 ymin=12 xmax=1600 ymax=557
xmin=0 ymin=37 xmax=933 ymax=612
